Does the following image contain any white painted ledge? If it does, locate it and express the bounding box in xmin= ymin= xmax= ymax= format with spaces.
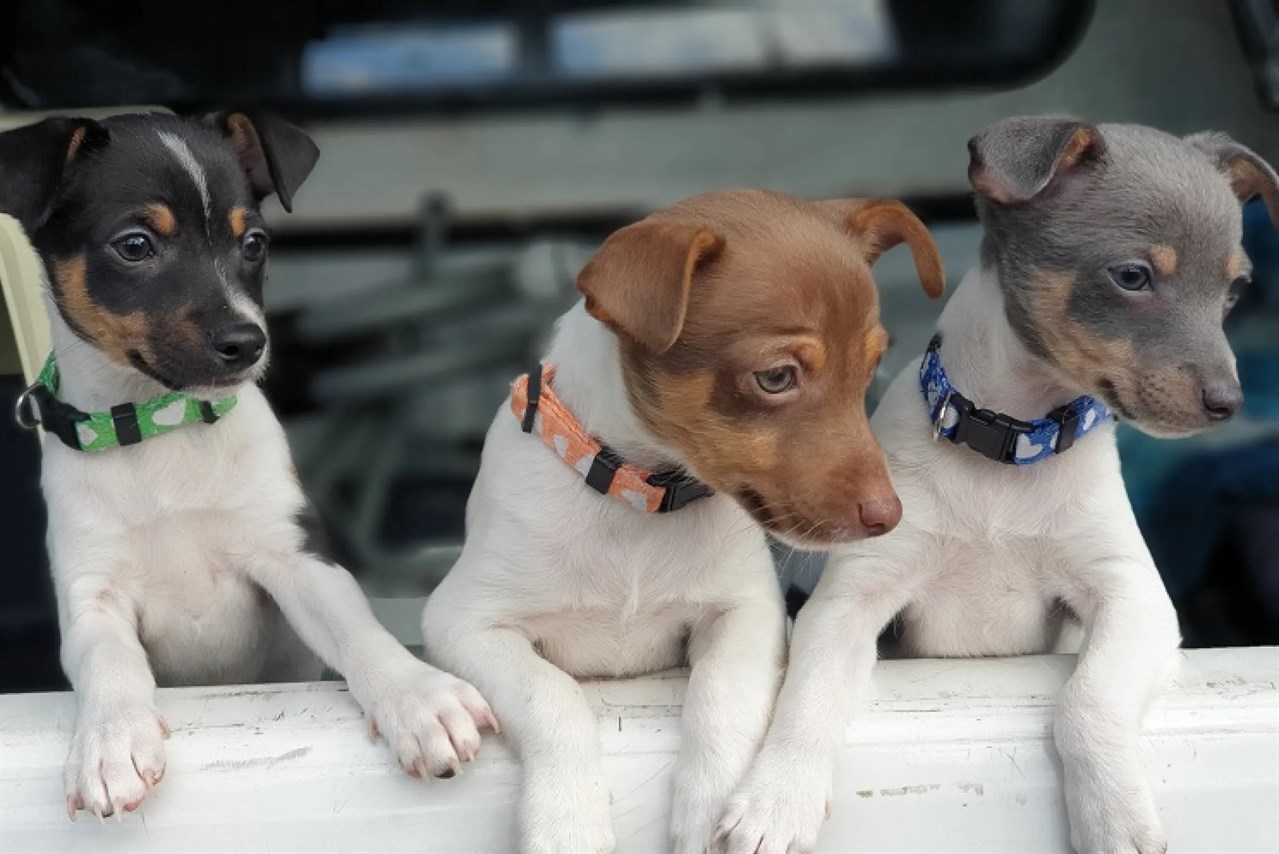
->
xmin=2 ymin=648 xmax=1276 ymax=853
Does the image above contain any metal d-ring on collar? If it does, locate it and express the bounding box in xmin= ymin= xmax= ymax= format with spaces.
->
xmin=14 ymin=352 xmax=238 ymax=452
xmin=13 ymin=384 xmax=39 ymax=430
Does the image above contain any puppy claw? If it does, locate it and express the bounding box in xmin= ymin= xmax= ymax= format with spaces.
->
xmin=158 ymin=716 xmax=171 ymax=739
xmin=368 ymin=718 xmax=380 ymax=742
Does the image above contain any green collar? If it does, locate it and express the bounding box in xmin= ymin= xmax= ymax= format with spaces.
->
xmin=14 ymin=353 xmax=238 ymax=452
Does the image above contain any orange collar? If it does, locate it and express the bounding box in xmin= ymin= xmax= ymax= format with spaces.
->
xmin=510 ymin=364 xmax=712 ymax=514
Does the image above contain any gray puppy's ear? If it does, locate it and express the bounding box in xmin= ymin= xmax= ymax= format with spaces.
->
xmin=1185 ymin=131 xmax=1279 ymax=227
xmin=967 ymin=116 xmax=1105 ymax=205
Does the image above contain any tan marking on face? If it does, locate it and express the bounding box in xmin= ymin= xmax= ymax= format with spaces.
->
xmin=798 ymin=334 xmax=828 ymax=370
xmin=627 ymin=363 xmax=783 ymax=476
xmin=1029 ymin=268 xmax=1139 ymax=396
xmin=229 ymin=207 xmax=248 ymax=239
xmin=1149 ymin=245 xmax=1177 ymax=278
xmin=55 ymin=255 xmax=152 ymax=368
xmin=66 ymin=127 xmax=87 ymax=163
xmin=863 ymin=327 xmax=889 ymax=368
xmin=1226 ymin=254 xmax=1244 ymax=279
xmin=144 ymin=204 xmax=177 ymax=237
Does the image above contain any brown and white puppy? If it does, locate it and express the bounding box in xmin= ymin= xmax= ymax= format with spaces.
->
xmin=0 ymin=112 xmax=495 ymax=821
xmin=422 ymin=190 xmax=944 ymax=853
xmin=718 ymin=119 xmax=1276 ymax=854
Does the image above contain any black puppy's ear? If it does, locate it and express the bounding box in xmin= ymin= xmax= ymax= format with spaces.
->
xmin=203 ymin=110 xmax=319 ymax=213
xmin=1185 ymin=131 xmax=1279 ymax=227
xmin=0 ymin=116 xmax=107 ymax=234
xmin=967 ymin=115 xmax=1106 ymax=205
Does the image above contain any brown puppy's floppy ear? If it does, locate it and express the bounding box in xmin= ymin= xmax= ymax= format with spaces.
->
xmin=0 ymin=117 xmax=108 ymax=234
xmin=967 ymin=115 xmax=1105 ymax=205
xmin=203 ymin=109 xmax=319 ymax=213
xmin=1185 ymin=131 xmax=1279 ymax=227
xmin=819 ymin=198 xmax=946 ymax=300
xmin=578 ymin=219 xmax=724 ymax=353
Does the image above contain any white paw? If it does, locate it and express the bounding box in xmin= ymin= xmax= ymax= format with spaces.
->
xmin=670 ymin=759 xmax=740 ymax=854
xmin=63 ymin=706 xmax=168 ymax=821
xmin=1065 ymin=766 xmax=1166 ymax=854
xmin=359 ymin=662 xmax=498 ymax=779
xmin=715 ymin=753 xmax=829 ymax=854
xmin=519 ymin=770 xmax=615 ymax=854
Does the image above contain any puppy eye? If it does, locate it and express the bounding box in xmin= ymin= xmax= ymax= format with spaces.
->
xmin=1108 ymin=263 xmax=1152 ymax=292
xmin=242 ymin=230 xmax=269 ymax=262
xmin=111 ymin=232 xmax=154 ymax=263
xmin=1226 ymin=276 xmax=1250 ymax=310
xmin=755 ymin=366 xmax=798 ymax=394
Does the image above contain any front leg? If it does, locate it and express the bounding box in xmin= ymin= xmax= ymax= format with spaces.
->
xmin=1054 ymin=532 xmax=1181 ymax=854
xmin=717 ymin=545 xmax=922 ymax=854
xmin=56 ymin=555 xmax=167 ymax=820
xmin=421 ymin=607 xmax=615 ymax=854
xmin=670 ymin=593 xmax=785 ymax=854
xmin=245 ymin=550 xmax=496 ymax=778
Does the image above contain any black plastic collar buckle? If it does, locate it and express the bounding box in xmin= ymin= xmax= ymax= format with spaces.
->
xmin=584 ymin=445 xmax=622 ymax=495
xmin=649 ymin=469 xmax=713 ymax=513
xmin=521 ymin=363 xmax=544 ymax=433
xmin=1048 ymin=405 xmax=1079 ymax=454
xmin=946 ymin=393 xmax=1033 ymax=464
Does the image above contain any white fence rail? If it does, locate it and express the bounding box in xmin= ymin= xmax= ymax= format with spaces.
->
xmin=2 ymin=648 xmax=1276 ymax=853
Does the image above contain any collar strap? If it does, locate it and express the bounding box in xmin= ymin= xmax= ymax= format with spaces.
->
xmin=14 ymin=353 xmax=237 ymax=453
xmin=511 ymin=363 xmax=712 ymax=513
xmin=919 ymin=335 xmax=1114 ymax=466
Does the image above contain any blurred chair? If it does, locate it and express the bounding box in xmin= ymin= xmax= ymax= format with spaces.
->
xmin=287 ymin=195 xmax=596 ymax=591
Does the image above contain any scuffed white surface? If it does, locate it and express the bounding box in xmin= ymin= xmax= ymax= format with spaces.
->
xmin=1 ymin=648 xmax=1275 ymax=853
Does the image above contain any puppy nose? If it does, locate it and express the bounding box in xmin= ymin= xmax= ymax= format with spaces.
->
xmin=1201 ymin=382 xmax=1243 ymax=421
xmin=209 ymin=322 xmax=266 ymax=368
xmin=859 ymin=495 xmax=902 ymax=536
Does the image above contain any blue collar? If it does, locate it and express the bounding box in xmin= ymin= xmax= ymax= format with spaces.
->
xmin=919 ymin=334 xmax=1114 ymax=465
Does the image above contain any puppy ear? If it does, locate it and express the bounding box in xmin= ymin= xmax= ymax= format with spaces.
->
xmin=577 ymin=220 xmax=724 ymax=353
xmin=1185 ymin=131 xmax=1279 ymax=227
xmin=203 ymin=110 xmax=319 ymax=213
xmin=819 ymin=198 xmax=946 ymax=300
xmin=0 ymin=117 xmax=107 ymax=234
xmin=967 ymin=116 xmax=1105 ymax=205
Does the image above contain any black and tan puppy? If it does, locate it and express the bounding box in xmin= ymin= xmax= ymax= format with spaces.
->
xmin=1 ymin=112 xmax=495 ymax=820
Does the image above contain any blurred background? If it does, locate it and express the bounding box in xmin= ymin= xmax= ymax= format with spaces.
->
xmin=1 ymin=0 xmax=1276 ymax=692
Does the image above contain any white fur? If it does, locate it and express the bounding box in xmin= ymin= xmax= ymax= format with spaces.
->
xmin=43 ymin=305 xmax=494 ymax=821
xmin=718 ymin=267 xmax=1181 ymax=854
xmin=423 ymin=301 xmax=786 ymax=854
xmin=157 ymin=132 xmax=211 ymax=223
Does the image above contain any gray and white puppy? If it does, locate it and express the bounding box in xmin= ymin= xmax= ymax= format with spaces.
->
xmin=717 ymin=117 xmax=1277 ymax=854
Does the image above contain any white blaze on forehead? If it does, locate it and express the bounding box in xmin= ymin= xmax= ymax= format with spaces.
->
xmin=157 ymin=131 xmax=212 ymax=220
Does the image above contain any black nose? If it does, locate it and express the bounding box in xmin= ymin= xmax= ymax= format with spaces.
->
xmin=209 ymin=322 xmax=266 ymax=368
xmin=1201 ymin=382 xmax=1243 ymax=421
